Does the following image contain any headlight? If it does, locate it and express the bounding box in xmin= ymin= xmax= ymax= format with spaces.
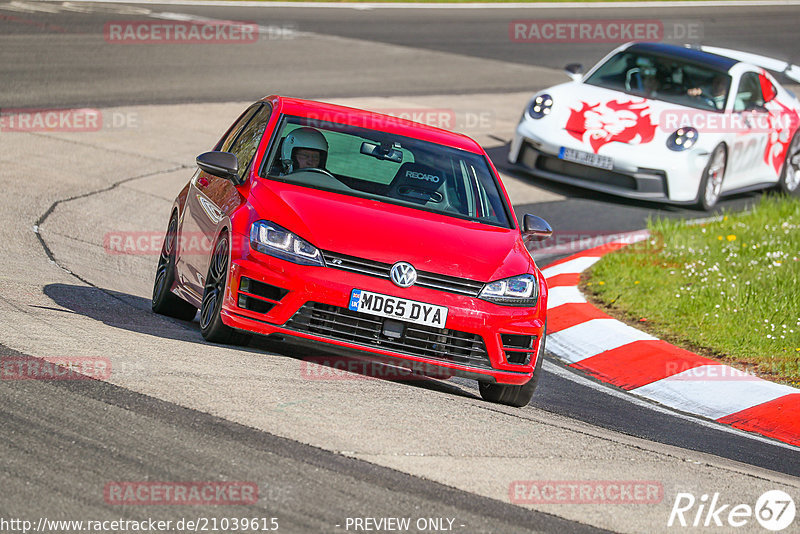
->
xmin=667 ymin=127 xmax=699 ymax=151
xmin=479 ymin=274 xmax=538 ymax=306
xmin=528 ymin=94 xmax=553 ymax=119
xmin=250 ymin=221 xmax=323 ymax=266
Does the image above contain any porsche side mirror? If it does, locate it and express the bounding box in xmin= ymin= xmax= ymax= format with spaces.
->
xmin=522 ymin=214 xmax=553 ymax=243
xmin=196 ymin=151 xmax=242 ymax=184
xmin=564 ymin=63 xmax=584 ymax=81
xmin=758 ymin=73 xmax=777 ymax=103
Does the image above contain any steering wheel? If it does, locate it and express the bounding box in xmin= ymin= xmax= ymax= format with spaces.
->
xmin=292 ymin=167 xmax=336 ymax=179
xmin=688 ymin=87 xmax=718 ymax=109
xmin=698 ymin=91 xmax=718 ymax=109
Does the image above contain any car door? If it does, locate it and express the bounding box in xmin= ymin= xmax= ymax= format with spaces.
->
xmin=724 ymin=71 xmax=774 ymax=190
xmin=178 ymin=104 xmax=272 ymax=300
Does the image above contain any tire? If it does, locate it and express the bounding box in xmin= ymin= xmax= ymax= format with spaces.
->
xmin=479 ymin=322 xmax=546 ymax=408
xmin=152 ymin=212 xmax=197 ymax=321
xmin=777 ymin=131 xmax=800 ymax=195
xmin=695 ymin=144 xmax=727 ymax=211
xmin=199 ymin=234 xmax=251 ymax=345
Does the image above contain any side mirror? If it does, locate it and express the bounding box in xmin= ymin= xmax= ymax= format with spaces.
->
xmin=522 ymin=214 xmax=553 ymax=243
xmin=758 ymin=73 xmax=777 ymax=103
xmin=564 ymin=63 xmax=584 ymax=81
xmin=196 ymin=151 xmax=242 ymax=184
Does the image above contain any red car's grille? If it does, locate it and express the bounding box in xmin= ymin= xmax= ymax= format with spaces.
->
xmin=284 ymin=302 xmax=492 ymax=370
xmin=321 ymin=250 xmax=485 ymax=297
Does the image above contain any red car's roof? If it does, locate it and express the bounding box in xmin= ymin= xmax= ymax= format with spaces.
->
xmin=261 ymin=95 xmax=484 ymax=154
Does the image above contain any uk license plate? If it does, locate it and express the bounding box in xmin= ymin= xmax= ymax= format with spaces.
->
xmin=559 ymin=146 xmax=614 ymax=170
xmin=348 ymin=289 xmax=448 ymax=329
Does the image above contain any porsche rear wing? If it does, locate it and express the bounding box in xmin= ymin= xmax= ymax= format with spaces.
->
xmin=697 ymin=45 xmax=800 ymax=83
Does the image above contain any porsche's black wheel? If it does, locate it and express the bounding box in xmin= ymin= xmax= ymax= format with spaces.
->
xmin=152 ymin=212 xmax=197 ymax=321
xmin=200 ymin=235 xmax=251 ymax=345
xmin=777 ymin=131 xmax=800 ymax=194
xmin=695 ymin=144 xmax=727 ymax=211
xmin=479 ymin=322 xmax=546 ymax=408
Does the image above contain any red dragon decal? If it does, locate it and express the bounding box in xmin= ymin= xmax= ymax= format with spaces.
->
xmin=566 ymin=99 xmax=657 ymax=154
xmin=763 ymin=98 xmax=800 ymax=175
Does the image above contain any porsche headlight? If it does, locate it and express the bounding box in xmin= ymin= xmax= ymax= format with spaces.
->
xmin=250 ymin=221 xmax=323 ymax=266
xmin=667 ymin=127 xmax=699 ymax=151
xmin=479 ymin=274 xmax=538 ymax=306
xmin=528 ymin=94 xmax=553 ymax=119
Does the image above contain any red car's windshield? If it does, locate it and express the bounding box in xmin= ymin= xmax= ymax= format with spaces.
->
xmin=262 ymin=115 xmax=513 ymax=228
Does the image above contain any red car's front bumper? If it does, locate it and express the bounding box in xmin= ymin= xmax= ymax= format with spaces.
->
xmin=220 ymin=233 xmax=546 ymax=385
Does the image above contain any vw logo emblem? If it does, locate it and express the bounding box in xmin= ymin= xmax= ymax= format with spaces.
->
xmin=390 ymin=262 xmax=417 ymax=288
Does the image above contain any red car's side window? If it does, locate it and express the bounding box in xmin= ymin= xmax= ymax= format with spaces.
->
xmin=227 ymin=105 xmax=272 ymax=182
xmin=217 ymin=105 xmax=260 ymax=153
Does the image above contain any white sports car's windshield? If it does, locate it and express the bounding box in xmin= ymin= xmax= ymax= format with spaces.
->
xmin=263 ymin=115 xmax=512 ymax=228
xmin=585 ymin=50 xmax=731 ymax=112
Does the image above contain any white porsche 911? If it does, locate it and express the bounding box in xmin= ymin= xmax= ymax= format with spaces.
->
xmin=509 ymin=42 xmax=800 ymax=209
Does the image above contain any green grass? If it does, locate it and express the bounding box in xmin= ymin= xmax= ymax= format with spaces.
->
xmin=586 ymin=194 xmax=800 ymax=385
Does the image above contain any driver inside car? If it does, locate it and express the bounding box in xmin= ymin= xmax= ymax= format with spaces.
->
xmin=280 ymin=127 xmax=329 ymax=173
xmin=687 ymin=74 xmax=728 ymax=110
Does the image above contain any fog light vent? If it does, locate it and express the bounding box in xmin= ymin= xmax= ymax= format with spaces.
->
xmin=238 ymin=294 xmax=275 ymax=314
xmin=501 ymin=334 xmax=534 ymax=349
xmin=501 ymin=334 xmax=536 ymax=366
xmin=239 ymin=277 xmax=288 ymax=302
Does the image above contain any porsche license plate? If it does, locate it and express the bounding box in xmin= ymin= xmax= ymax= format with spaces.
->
xmin=559 ymin=147 xmax=613 ymax=170
xmin=348 ymin=289 xmax=448 ymax=329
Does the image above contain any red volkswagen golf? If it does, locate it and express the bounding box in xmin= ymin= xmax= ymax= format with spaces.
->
xmin=152 ymin=96 xmax=552 ymax=406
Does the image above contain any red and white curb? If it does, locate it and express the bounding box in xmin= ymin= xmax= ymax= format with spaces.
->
xmin=541 ymin=231 xmax=800 ymax=448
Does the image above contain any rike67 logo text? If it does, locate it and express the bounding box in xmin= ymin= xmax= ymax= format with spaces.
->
xmin=668 ymin=490 xmax=795 ymax=531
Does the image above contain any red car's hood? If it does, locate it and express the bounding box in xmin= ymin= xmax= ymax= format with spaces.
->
xmin=247 ymin=180 xmax=533 ymax=283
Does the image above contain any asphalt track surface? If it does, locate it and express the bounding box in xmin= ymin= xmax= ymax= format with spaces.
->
xmin=2 ymin=3 xmax=800 ymax=533
xmin=1 ymin=343 xmax=606 ymax=534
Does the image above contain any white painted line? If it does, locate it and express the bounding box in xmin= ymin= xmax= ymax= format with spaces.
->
xmin=632 ymin=365 xmax=800 ymax=420
xmin=3 ymin=1 xmax=61 ymax=12
xmin=546 ymin=286 xmax=585 ymax=309
xmin=543 ymin=360 xmax=800 ymax=451
xmin=547 ymin=319 xmax=657 ymax=363
xmin=37 ymin=0 xmax=800 ymax=9
xmin=541 ymin=255 xmax=600 ymax=278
